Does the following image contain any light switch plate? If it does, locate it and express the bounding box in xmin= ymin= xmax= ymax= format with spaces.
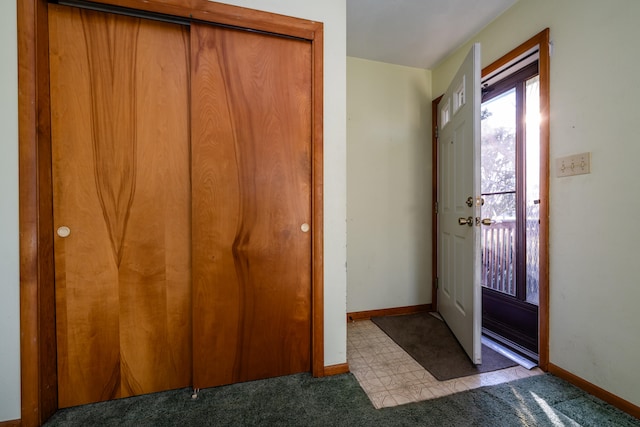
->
xmin=556 ymin=152 xmax=591 ymax=177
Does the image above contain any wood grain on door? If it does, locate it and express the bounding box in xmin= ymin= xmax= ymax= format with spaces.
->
xmin=50 ymin=5 xmax=192 ymax=407
xmin=191 ymin=23 xmax=313 ymax=388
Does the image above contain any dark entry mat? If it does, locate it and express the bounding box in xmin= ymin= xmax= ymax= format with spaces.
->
xmin=371 ymin=312 xmax=517 ymax=381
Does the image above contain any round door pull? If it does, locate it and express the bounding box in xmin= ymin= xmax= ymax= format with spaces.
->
xmin=458 ymin=217 xmax=473 ymax=227
xmin=57 ymin=226 xmax=71 ymax=238
xmin=300 ymin=223 xmax=310 ymax=233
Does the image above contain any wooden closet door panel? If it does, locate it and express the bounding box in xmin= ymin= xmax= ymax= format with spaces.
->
xmin=117 ymin=16 xmax=192 ymax=398
xmin=191 ymin=23 xmax=312 ymax=387
xmin=49 ymin=5 xmax=191 ymax=407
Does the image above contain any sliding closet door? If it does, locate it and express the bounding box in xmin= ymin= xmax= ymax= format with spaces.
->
xmin=191 ymin=23 xmax=313 ymax=388
xmin=49 ymin=5 xmax=192 ymax=407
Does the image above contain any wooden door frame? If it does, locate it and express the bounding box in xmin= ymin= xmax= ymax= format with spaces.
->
xmin=432 ymin=29 xmax=550 ymax=370
xmin=17 ymin=1 xmax=324 ymax=425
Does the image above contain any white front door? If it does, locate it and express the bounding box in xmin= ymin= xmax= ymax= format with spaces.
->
xmin=437 ymin=43 xmax=482 ymax=364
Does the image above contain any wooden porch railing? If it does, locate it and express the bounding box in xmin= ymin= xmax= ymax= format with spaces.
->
xmin=481 ymin=220 xmax=516 ymax=295
xmin=481 ymin=219 xmax=540 ymax=303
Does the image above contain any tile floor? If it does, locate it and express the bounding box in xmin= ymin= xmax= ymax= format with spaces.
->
xmin=347 ymin=319 xmax=543 ymax=409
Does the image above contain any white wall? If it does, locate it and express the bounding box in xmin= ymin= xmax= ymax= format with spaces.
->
xmin=0 ymin=0 xmax=21 ymax=422
xmin=433 ymin=0 xmax=640 ymax=407
xmin=215 ymin=0 xmax=347 ymax=368
xmin=347 ymin=57 xmax=432 ymax=312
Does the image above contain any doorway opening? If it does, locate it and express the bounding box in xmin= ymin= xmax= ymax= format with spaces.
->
xmin=431 ymin=28 xmax=550 ymax=369
xmin=480 ymin=52 xmax=540 ymax=361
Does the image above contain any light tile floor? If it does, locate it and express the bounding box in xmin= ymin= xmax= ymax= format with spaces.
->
xmin=348 ymin=319 xmax=543 ymax=409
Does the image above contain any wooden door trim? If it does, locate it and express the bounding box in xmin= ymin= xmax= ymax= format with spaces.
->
xmin=311 ymin=24 xmax=325 ymax=378
xmin=18 ymin=0 xmax=57 ymax=425
xmin=18 ymin=1 xmax=324 ymax=425
xmin=431 ymin=29 xmax=550 ymax=370
xmin=431 ymin=95 xmax=442 ymax=312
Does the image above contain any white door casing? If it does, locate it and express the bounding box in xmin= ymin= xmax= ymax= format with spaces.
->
xmin=437 ymin=43 xmax=482 ymax=364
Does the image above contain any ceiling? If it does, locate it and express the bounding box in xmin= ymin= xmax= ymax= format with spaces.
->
xmin=347 ymin=0 xmax=518 ymax=69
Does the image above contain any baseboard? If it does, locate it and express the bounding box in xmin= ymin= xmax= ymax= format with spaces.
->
xmin=323 ymin=363 xmax=349 ymax=376
xmin=548 ymin=363 xmax=640 ymax=419
xmin=0 ymin=419 xmax=21 ymax=427
xmin=347 ymin=304 xmax=432 ymax=322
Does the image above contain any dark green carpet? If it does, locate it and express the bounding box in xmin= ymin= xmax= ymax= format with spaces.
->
xmin=44 ymin=373 xmax=639 ymax=427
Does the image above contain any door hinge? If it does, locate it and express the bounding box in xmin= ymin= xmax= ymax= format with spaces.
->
xmin=434 ymin=201 xmax=438 ymax=214
xmin=435 ymin=277 xmax=439 ymax=290
xmin=435 ymin=126 xmax=439 ymax=139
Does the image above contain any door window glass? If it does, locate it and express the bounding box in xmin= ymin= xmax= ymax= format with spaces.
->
xmin=525 ymin=76 xmax=540 ymax=304
xmin=480 ymin=62 xmax=540 ymax=308
xmin=481 ymin=88 xmax=517 ymax=295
